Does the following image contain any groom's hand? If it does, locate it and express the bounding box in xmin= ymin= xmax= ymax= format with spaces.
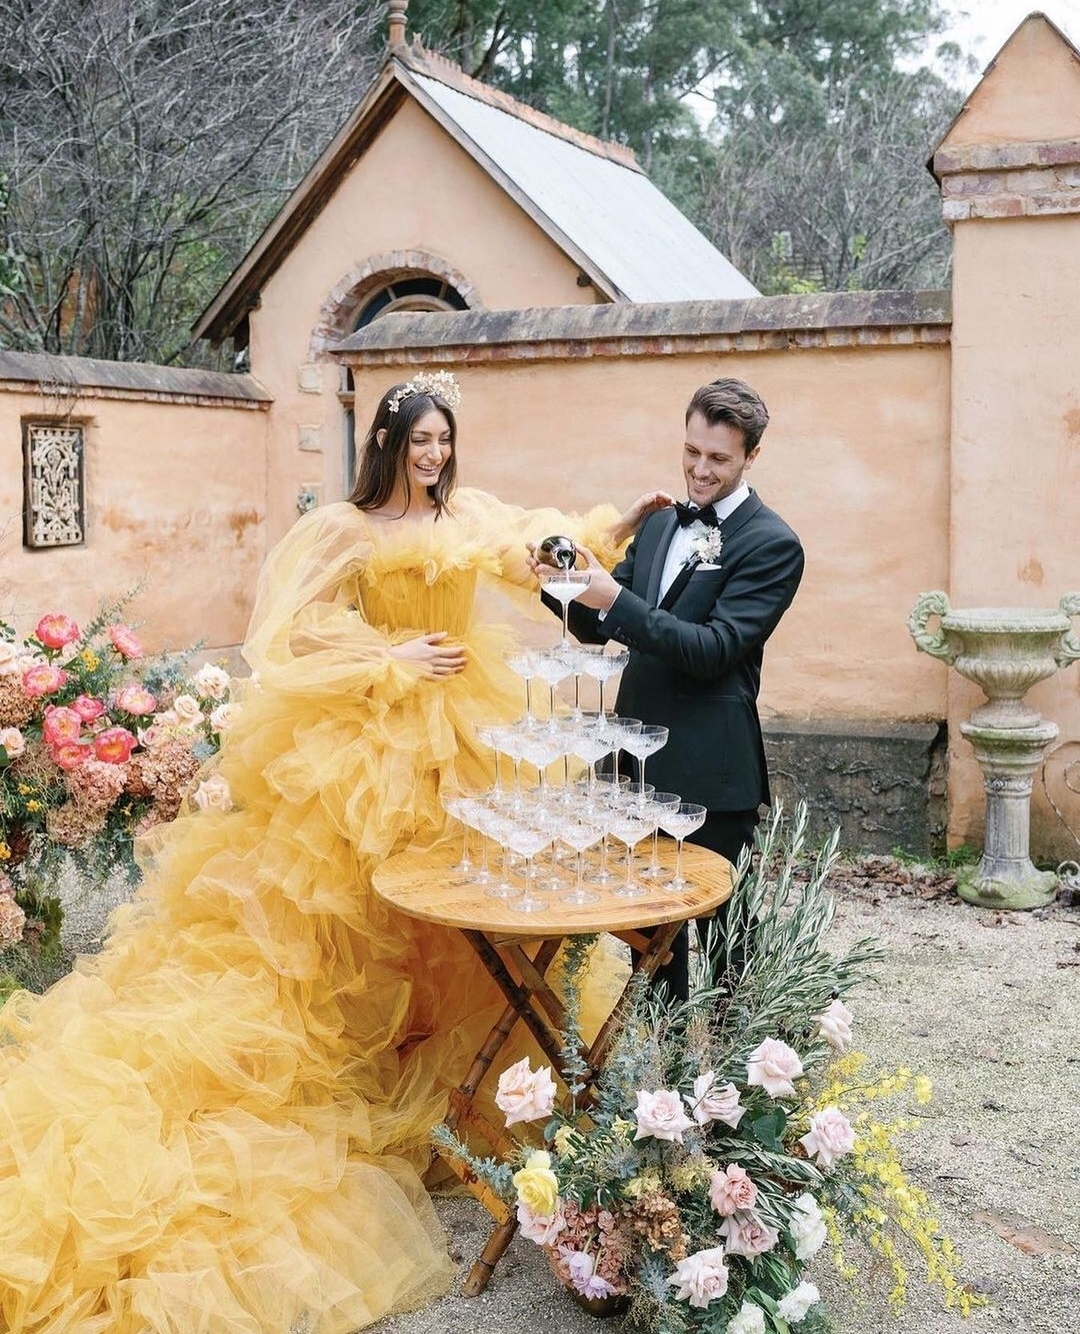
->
xmin=570 ymin=545 xmax=621 ymax=612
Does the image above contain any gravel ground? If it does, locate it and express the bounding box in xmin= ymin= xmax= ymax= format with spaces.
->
xmin=375 ymin=860 xmax=1080 ymax=1334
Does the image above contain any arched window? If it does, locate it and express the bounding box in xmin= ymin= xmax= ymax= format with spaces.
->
xmin=339 ymin=276 xmax=469 ymax=491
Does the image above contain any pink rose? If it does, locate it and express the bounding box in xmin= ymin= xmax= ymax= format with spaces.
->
xmin=684 ymin=1071 xmax=745 ymax=1129
xmin=494 ymin=1057 xmax=558 ymax=1127
xmin=799 ymin=1107 xmax=855 ymax=1168
xmin=108 ymin=624 xmax=143 ymax=659
xmin=34 ymin=613 xmax=80 ymax=649
xmin=0 ymin=727 xmax=25 ymax=759
xmin=115 ymin=684 xmax=158 ymax=717
xmin=71 ymin=695 xmax=106 ymax=723
xmin=93 ymin=726 xmax=138 ymax=765
xmin=633 ymin=1089 xmax=696 ymax=1144
xmin=746 ymin=1038 xmax=804 ymax=1099
xmin=516 ymin=1200 xmax=566 ymax=1246
xmin=52 ymin=741 xmax=90 ymax=771
xmin=718 ymin=1210 xmax=779 ymax=1257
xmin=22 ymin=663 xmax=69 ymax=697
xmin=667 ymin=1246 xmax=729 ymax=1308
xmin=43 ymin=705 xmax=83 ymax=746
xmin=708 ymin=1163 xmax=759 ymax=1216
xmin=814 ymin=999 xmax=854 ymax=1052
xmin=136 ymin=724 xmax=167 ymax=749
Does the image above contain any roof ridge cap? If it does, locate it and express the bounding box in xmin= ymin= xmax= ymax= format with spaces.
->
xmin=395 ymin=43 xmax=642 ymax=172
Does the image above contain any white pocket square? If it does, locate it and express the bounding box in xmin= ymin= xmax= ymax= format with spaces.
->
xmin=695 ymin=561 xmax=722 ymax=570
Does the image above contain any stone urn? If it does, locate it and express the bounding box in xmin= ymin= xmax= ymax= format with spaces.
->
xmin=909 ymin=591 xmax=1080 ymax=909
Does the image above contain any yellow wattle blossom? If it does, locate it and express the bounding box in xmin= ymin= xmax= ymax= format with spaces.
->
xmin=623 ymin=1168 xmax=662 ymax=1200
xmin=26 ymin=800 xmax=43 ymax=813
xmin=0 ymin=842 xmax=9 ymax=861
xmin=80 ymin=649 xmax=99 ymax=670
xmin=17 ymin=784 xmax=31 ymax=795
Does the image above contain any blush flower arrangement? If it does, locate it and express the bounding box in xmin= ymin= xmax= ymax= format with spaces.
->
xmin=0 ymin=600 xmax=239 ymax=968
xmin=433 ymin=805 xmax=981 ymax=1332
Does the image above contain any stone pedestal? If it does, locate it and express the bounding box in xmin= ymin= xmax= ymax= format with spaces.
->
xmin=909 ymin=591 xmax=1080 ymax=910
xmin=956 ymin=720 xmax=1060 ymax=908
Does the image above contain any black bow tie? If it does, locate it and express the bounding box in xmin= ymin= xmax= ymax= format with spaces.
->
xmin=674 ymin=501 xmax=719 ymax=529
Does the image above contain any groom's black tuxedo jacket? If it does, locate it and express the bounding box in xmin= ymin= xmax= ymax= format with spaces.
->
xmin=565 ymin=490 xmax=803 ymax=812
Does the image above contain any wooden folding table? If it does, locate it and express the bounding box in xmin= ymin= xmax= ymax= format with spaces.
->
xmin=371 ymin=838 xmax=732 ymax=1295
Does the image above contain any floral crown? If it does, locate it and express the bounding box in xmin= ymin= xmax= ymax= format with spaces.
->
xmin=386 ymin=370 xmax=462 ymax=414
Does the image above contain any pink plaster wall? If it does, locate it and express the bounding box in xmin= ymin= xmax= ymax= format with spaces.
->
xmin=249 ymin=97 xmax=599 ymax=544
xmin=0 ymin=390 xmax=268 ymax=651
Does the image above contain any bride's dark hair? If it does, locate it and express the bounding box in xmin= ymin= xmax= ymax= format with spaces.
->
xmin=348 ymin=384 xmax=458 ymax=518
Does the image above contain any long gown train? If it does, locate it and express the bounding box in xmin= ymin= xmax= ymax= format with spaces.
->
xmin=0 ymin=490 xmax=623 ymax=1333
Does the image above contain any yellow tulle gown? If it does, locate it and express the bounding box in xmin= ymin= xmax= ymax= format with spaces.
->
xmin=0 ymin=489 xmax=624 ymax=1334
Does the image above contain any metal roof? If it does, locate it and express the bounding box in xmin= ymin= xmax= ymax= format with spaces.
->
xmin=409 ymin=73 xmax=759 ymax=303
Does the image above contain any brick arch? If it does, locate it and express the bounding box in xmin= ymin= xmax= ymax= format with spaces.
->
xmin=309 ymin=250 xmax=484 ymax=358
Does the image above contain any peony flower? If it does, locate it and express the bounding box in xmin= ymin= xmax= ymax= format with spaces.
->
xmin=93 ymin=726 xmax=138 ymax=765
xmin=115 ymin=684 xmax=157 ymax=717
xmin=71 ymin=694 xmax=106 ymax=723
xmin=209 ymin=702 xmax=240 ymax=733
xmin=788 ymin=1193 xmax=827 ymax=1260
xmin=666 ymin=1246 xmax=729 ymax=1308
xmin=684 ymin=1071 xmax=745 ymax=1129
xmin=0 ymin=727 xmax=26 ymax=759
xmin=707 ymin=1163 xmax=758 ymax=1216
xmin=192 ymin=774 xmax=234 ymax=813
xmin=512 ymin=1150 xmax=559 ymax=1217
xmin=814 ymin=998 xmax=854 ymax=1052
xmin=632 ymin=1089 xmax=696 ymax=1144
xmin=34 ymin=613 xmax=80 ymax=649
xmin=516 ymin=1200 xmax=565 ymax=1246
xmin=43 ymin=704 xmax=83 ymax=747
xmin=718 ymin=1210 xmax=780 ymax=1257
xmin=170 ymin=694 xmax=205 ymax=729
xmin=777 ymin=1281 xmax=821 ymax=1323
xmin=726 ymin=1301 xmax=767 ymax=1334
xmin=192 ymin=663 xmax=230 ymax=700
xmin=108 ymin=624 xmax=143 ymax=659
xmin=22 ymin=663 xmax=69 ymax=698
xmin=799 ymin=1106 xmax=855 ymax=1168
xmin=51 ymin=741 xmax=90 ymax=772
xmin=746 ymin=1037 xmax=804 ymax=1099
xmin=494 ymin=1057 xmax=558 ymax=1127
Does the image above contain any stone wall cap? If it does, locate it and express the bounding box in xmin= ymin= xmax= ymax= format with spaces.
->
xmin=762 ymin=717 xmax=942 ymax=742
xmin=0 ymin=350 xmax=272 ymax=404
xmin=332 ymin=289 xmax=951 ymax=354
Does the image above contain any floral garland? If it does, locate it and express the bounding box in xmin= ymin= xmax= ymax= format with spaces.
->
xmin=434 ymin=806 xmax=981 ymax=1332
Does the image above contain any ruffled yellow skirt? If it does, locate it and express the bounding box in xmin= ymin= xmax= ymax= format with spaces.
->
xmin=0 ymin=628 xmax=621 ymax=1333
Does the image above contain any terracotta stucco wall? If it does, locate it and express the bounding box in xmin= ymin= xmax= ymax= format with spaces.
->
xmin=249 ymin=97 xmax=599 ymax=543
xmin=947 ymin=214 xmax=1080 ymax=851
xmin=350 ymin=342 xmax=952 ymax=727
xmin=0 ymin=389 xmax=268 ymax=651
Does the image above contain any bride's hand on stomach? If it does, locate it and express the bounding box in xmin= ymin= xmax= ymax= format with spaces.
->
xmin=390 ymin=631 xmax=468 ymax=677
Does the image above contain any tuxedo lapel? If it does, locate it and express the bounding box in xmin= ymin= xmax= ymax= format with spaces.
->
xmin=658 ymin=557 xmax=698 ymax=611
xmin=645 ymin=510 xmax=679 ymax=606
xmin=717 ymin=489 xmax=763 ymax=541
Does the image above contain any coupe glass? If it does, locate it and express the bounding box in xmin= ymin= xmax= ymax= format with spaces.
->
xmin=502 ymin=647 xmax=538 ymax=729
xmin=569 ymin=715 xmax=616 ymax=794
xmin=607 ymin=806 xmax=657 ymax=899
xmin=584 ymin=773 xmax=629 ymax=885
xmin=439 ymin=791 xmax=473 ymax=876
xmin=620 ymin=724 xmax=669 ymax=805
xmin=658 ymin=802 xmax=708 ymax=891
xmin=459 ymin=796 xmax=496 ymax=887
xmin=540 ymin=568 xmax=593 ymax=645
xmin=532 ymin=646 xmax=574 ymax=728
xmin=474 ymin=804 xmax=521 ymax=899
xmin=474 ymin=723 xmax=505 ymax=800
xmin=639 ymin=791 xmax=680 ymax=880
xmin=518 ymin=728 xmax=567 ymax=803
xmin=577 ymin=645 xmax=629 ymax=717
xmin=560 ymin=819 xmax=602 ymax=905
xmin=506 ymin=822 xmax=554 ymax=914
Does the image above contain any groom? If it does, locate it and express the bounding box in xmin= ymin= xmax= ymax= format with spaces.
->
xmin=548 ymin=377 xmax=804 ymax=999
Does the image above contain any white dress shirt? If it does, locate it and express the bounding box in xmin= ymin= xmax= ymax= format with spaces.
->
xmin=656 ymin=483 xmax=751 ymax=600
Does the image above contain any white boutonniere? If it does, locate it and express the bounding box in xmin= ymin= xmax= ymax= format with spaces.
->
xmin=687 ymin=522 xmax=724 ymax=566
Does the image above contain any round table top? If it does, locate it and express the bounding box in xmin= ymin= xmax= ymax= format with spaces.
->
xmin=371 ymin=837 xmax=732 ymax=937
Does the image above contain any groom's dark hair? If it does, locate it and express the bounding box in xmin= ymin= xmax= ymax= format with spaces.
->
xmin=686 ymin=378 xmax=769 ymax=454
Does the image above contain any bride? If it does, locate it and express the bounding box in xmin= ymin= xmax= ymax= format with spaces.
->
xmin=0 ymin=372 xmax=670 ymax=1334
